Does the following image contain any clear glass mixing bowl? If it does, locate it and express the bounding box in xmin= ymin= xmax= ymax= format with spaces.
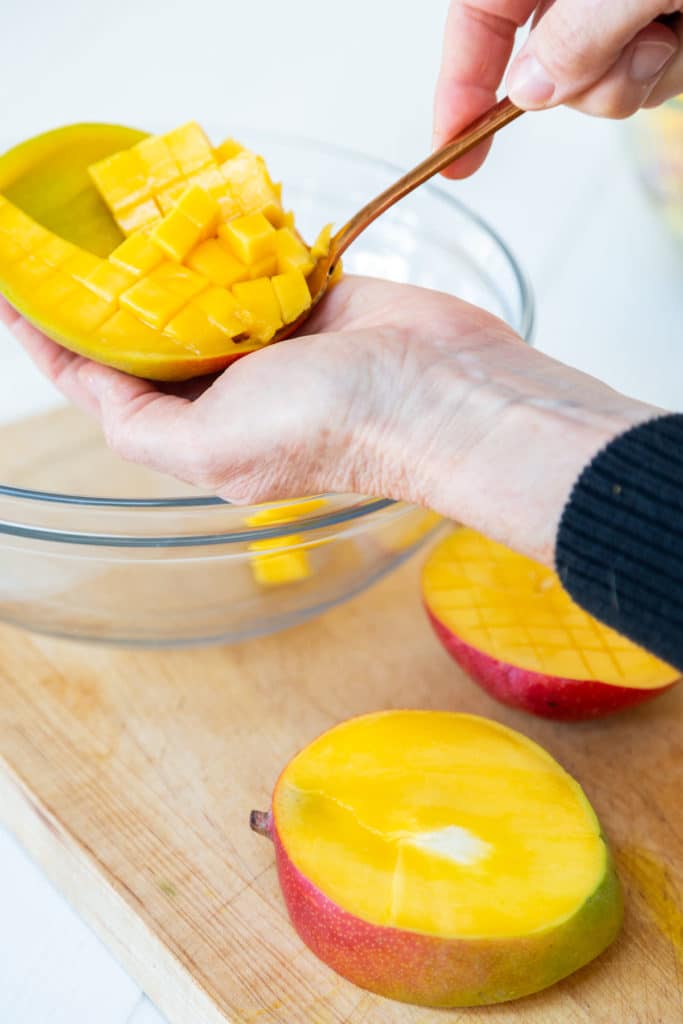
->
xmin=0 ymin=133 xmax=533 ymax=646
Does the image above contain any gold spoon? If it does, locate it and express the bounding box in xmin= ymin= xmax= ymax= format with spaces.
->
xmin=275 ymin=96 xmax=523 ymax=341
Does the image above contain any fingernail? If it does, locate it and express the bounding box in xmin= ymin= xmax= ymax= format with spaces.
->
xmin=630 ymin=40 xmax=676 ymax=82
xmin=507 ymin=54 xmax=555 ymax=107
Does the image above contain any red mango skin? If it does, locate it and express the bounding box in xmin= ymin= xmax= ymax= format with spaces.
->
xmin=426 ymin=608 xmax=678 ymax=721
xmin=264 ymin=810 xmax=622 ymax=1008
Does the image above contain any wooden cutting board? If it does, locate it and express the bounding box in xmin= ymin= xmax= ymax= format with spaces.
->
xmin=0 ymin=420 xmax=682 ymax=1023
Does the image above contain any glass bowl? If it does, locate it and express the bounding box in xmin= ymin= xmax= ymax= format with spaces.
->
xmin=0 ymin=132 xmax=533 ymax=646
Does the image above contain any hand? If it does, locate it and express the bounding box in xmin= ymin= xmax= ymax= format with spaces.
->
xmin=434 ymin=1 xmax=683 ymax=179
xmin=0 ymin=276 xmax=658 ymax=565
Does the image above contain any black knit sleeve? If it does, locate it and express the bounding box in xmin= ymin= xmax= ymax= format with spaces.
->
xmin=555 ymin=414 xmax=683 ymax=671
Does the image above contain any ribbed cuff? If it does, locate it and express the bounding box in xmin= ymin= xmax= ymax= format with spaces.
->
xmin=556 ymin=414 xmax=683 ymax=671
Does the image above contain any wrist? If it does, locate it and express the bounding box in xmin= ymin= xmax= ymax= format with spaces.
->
xmin=407 ymin=343 xmax=661 ymax=565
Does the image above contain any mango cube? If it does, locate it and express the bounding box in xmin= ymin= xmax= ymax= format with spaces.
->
xmin=274 ymin=228 xmax=314 ymax=275
xmin=176 ymin=185 xmax=220 ymax=231
xmin=163 ymin=122 xmax=214 ymax=175
xmin=157 ymin=182 xmax=187 ymax=214
xmin=311 ymin=223 xmax=333 ymax=259
xmin=219 ymin=212 xmax=276 ymax=265
xmin=0 ymin=201 xmax=52 ymax=250
xmin=185 ymin=239 xmax=248 ymax=287
xmin=164 ymin=303 xmax=228 ymax=351
xmin=248 ymin=254 xmax=278 ymax=279
xmin=187 ymin=164 xmax=226 ymax=197
xmin=96 ymin=308 xmax=180 ymax=352
xmin=109 ymin=234 xmax=165 ymax=277
xmin=120 ymin=263 xmax=207 ymax=330
xmin=214 ymin=138 xmax=244 ymax=163
xmin=59 ymin=285 xmax=117 ymax=333
xmin=136 ymin=136 xmax=181 ymax=191
xmin=0 ymin=231 xmax=28 ymax=266
xmin=249 ymin=535 xmax=312 ymax=586
xmin=150 ymin=186 xmax=219 ymax=262
xmin=165 ymin=298 xmax=259 ymax=356
xmin=62 ymin=250 xmax=102 ymax=284
xmin=272 ymin=270 xmax=311 ymax=324
xmin=82 ymin=262 xmax=137 ymax=303
xmin=117 ymin=198 xmax=162 ymax=235
xmin=0 ymin=202 xmax=29 ymax=264
xmin=219 ymin=151 xmax=283 ymax=224
xmin=232 ymin=277 xmax=282 ymax=343
xmin=88 ymin=148 xmax=150 ymax=212
xmin=195 ymin=286 xmax=252 ymax=338
xmin=32 ymin=272 xmax=80 ymax=309
xmin=36 ymin=235 xmax=79 ymax=269
xmin=150 ymin=208 xmax=201 ymax=263
xmin=246 ymin=498 xmax=327 ymax=527
xmin=3 ymin=254 xmax=55 ymax=290
xmin=215 ymin=188 xmax=242 ymax=223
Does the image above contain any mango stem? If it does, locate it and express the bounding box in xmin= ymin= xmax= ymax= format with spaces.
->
xmin=250 ymin=809 xmax=272 ymax=839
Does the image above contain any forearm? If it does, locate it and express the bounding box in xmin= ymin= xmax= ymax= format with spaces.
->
xmin=383 ymin=333 xmax=659 ymax=565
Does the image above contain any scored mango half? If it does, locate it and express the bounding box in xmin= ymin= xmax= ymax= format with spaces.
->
xmin=0 ymin=122 xmax=336 ymax=381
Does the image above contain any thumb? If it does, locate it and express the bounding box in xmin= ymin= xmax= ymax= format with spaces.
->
xmin=506 ymin=0 xmax=679 ymax=108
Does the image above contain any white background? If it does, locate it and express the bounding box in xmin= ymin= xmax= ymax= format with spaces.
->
xmin=1 ymin=1 xmax=681 ymax=1021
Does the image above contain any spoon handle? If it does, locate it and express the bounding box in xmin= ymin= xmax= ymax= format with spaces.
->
xmin=332 ymin=97 xmax=523 ymax=260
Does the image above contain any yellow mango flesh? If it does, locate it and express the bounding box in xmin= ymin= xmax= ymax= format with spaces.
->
xmin=274 ymin=710 xmax=609 ymax=939
xmin=0 ymin=123 xmax=324 ymax=381
xmin=0 ymin=123 xmax=145 ymax=257
xmin=423 ymin=529 xmax=679 ymax=689
xmin=246 ymin=497 xmax=327 ymax=586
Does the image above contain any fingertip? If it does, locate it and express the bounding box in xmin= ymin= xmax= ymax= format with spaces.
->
xmin=506 ymin=52 xmax=556 ymax=109
xmin=438 ymin=139 xmax=494 ymax=180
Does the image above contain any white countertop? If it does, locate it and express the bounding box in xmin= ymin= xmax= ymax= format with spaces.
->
xmin=1 ymin=2 xmax=681 ymax=1021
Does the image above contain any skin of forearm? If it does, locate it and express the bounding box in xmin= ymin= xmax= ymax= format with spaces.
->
xmin=365 ymin=331 xmax=661 ymax=566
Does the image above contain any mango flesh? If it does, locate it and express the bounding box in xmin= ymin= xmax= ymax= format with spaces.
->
xmin=423 ymin=528 xmax=680 ymax=720
xmin=0 ymin=123 xmax=327 ymax=381
xmin=246 ymin=497 xmax=328 ymax=586
xmin=258 ymin=710 xmax=622 ymax=1007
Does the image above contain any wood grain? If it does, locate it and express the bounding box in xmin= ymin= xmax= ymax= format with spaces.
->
xmin=0 ymin=413 xmax=681 ymax=1023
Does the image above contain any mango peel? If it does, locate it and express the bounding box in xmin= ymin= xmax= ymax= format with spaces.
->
xmin=0 ymin=123 xmax=334 ymax=381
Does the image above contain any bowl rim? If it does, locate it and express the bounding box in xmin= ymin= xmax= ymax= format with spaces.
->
xmin=0 ymin=131 xmax=534 ymax=542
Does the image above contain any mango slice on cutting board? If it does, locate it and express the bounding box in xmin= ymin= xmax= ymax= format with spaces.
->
xmin=253 ymin=710 xmax=623 ymax=1006
xmin=0 ymin=123 xmax=337 ymax=381
xmin=423 ymin=527 xmax=680 ymax=719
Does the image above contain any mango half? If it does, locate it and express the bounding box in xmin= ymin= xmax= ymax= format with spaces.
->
xmin=0 ymin=123 xmax=326 ymax=380
xmin=423 ymin=528 xmax=680 ymax=720
xmin=251 ymin=710 xmax=622 ymax=1007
